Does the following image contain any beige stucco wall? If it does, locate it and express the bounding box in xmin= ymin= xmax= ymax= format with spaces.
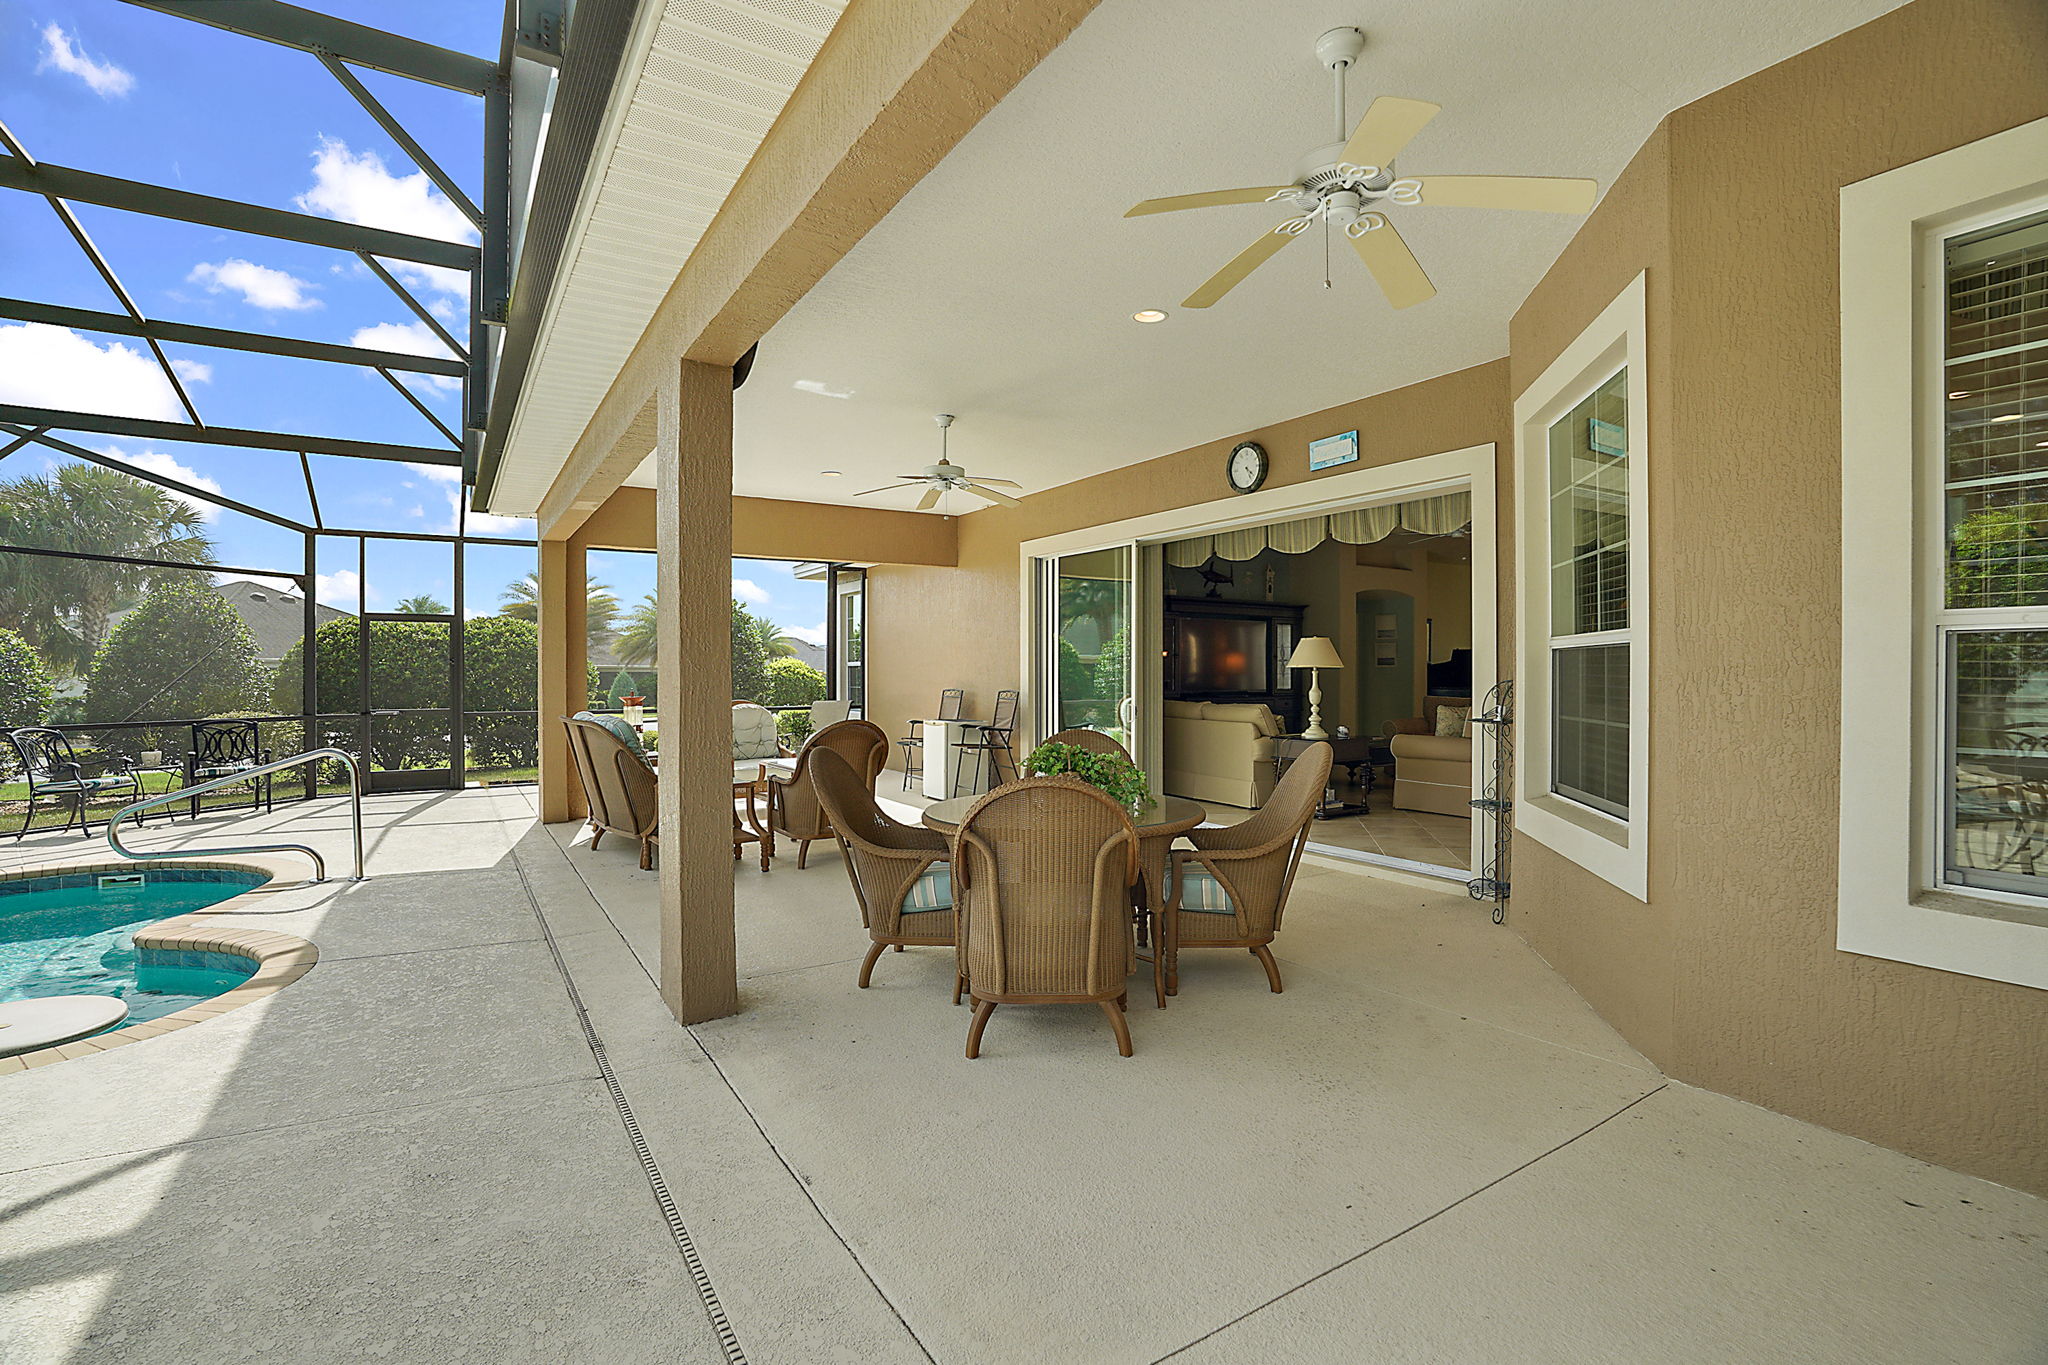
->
xmin=866 ymin=360 xmax=1513 ymax=754
xmin=569 ymin=486 xmax=957 ymax=565
xmin=1508 ymin=0 xmax=2048 ymax=1194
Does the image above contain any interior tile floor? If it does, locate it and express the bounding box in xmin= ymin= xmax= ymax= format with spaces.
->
xmin=6 ymin=787 xmax=2044 ymax=1363
xmin=1200 ymin=777 xmax=1474 ymax=872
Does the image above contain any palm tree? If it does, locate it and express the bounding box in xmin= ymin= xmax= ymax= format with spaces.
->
xmin=752 ymin=616 xmax=801 ymax=660
xmin=0 ymin=465 xmax=216 ymax=676
xmin=394 ymin=593 xmax=448 ymax=615
xmin=499 ymin=572 xmax=619 ymax=650
xmin=614 ymin=594 xmax=658 ymax=667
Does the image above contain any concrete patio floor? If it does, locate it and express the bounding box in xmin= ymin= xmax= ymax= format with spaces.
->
xmin=2 ymin=787 xmax=2043 ymax=1363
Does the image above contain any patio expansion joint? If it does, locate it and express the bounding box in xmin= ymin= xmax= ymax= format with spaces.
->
xmin=1148 ymin=1081 xmax=1672 ymax=1364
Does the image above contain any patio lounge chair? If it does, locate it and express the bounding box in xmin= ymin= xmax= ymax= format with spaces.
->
xmin=1163 ymin=740 xmax=1330 ymax=996
xmin=954 ymin=776 xmax=1140 ymax=1058
xmin=562 ymin=713 xmax=659 ymax=869
xmin=6 ymin=728 xmax=145 ymax=839
xmin=808 ymin=746 xmax=953 ymax=989
xmin=767 ymin=719 xmax=888 ymax=868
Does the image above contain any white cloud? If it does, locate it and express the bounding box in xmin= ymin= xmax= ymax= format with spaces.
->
xmin=400 ymin=461 xmax=527 ymax=536
xmin=188 ymin=259 xmax=321 ymax=311
xmin=351 ymin=321 xmax=462 ymax=393
xmin=784 ymin=623 xmax=827 ymax=647
xmin=169 ymin=357 xmax=212 ymax=384
xmin=97 ymin=446 xmax=222 ymax=521
xmin=297 ymin=138 xmax=475 ymax=299
xmin=316 ymin=569 xmax=367 ymax=610
xmin=0 ymin=324 xmax=182 ymax=420
xmin=38 ymin=24 xmax=133 ymax=98
xmin=731 ymin=578 xmax=770 ymax=605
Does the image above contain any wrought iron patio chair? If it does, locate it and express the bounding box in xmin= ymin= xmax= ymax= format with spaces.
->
xmin=184 ymin=719 xmax=274 ymax=819
xmin=6 ymin=727 xmax=145 ymax=839
xmin=809 ymin=746 xmax=954 ymax=989
xmin=898 ymin=688 xmax=964 ymax=791
xmin=954 ymin=776 xmax=1140 ymax=1057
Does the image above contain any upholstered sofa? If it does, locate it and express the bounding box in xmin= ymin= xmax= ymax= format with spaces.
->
xmin=1386 ymin=696 xmax=1473 ymax=817
xmin=1162 ymin=700 xmax=1282 ymax=808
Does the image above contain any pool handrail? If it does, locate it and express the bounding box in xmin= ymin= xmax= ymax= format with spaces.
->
xmin=105 ymin=747 xmax=366 ymax=883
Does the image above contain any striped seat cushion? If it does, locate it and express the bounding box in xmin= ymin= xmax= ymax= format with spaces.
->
xmin=1176 ymin=866 xmax=1237 ymax=915
xmin=902 ymin=862 xmax=952 ymax=913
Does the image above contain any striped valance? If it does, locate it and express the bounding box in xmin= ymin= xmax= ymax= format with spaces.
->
xmin=1163 ymin=491 xmax=1470 ymax=566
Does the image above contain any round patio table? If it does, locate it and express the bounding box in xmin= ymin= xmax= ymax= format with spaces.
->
xmin=921 ymin=793 xmax=1206 ymax=946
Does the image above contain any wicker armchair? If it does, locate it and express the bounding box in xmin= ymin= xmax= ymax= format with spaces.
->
xmin=1163 ymin=740 xmax=1330 ymax=996
xmin=1041 ymin=728 xmax=1132 ymax=762
xmin=561 ymin=714 xmax=660 ymax=869
xmin=953 ymin=776 xmax=1141 ymax=1058
xmin=766 ymin=719 xmax=887 ymax=868
xmin=809 ymin=747 xmax=954 ymax=989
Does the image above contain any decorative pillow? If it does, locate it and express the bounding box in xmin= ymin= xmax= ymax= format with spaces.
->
xmin=902 ymin=862 xmax=953 ymax=913
xmin=1177 ymin=866 xmax=1237 ymax=915
xmin=1434 ymin=705 xmax=1470 ymax=738
xmin=731 ymin=704 xmax=781 ymax=760
xmin=575 ymin=710 xmax=645 ymax=760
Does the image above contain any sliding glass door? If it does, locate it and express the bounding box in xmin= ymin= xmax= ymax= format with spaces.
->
xmin=1037 ymin=545 xmax=1135 ymax=746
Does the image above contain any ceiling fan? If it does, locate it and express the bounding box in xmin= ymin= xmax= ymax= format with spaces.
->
xmin=1125 ymin=27 xmax=1598 ymax=311
xmin=853 ymin=414 xmax=1023 ymax=511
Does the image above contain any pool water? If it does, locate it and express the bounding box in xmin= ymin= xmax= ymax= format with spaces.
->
xmin=0 ymin=871 xmax=271 ymax=1026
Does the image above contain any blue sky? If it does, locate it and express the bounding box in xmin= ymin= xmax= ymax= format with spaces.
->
xmin=0 ymin=1 xmax=821 ymax=643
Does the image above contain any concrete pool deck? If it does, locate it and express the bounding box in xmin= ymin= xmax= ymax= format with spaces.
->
xmin=0 ymin=788 xmax=2042 ymax=1363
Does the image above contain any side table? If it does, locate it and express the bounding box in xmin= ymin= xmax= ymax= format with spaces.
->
xmin=1271 ymin=734 xmax=1384 ymax=819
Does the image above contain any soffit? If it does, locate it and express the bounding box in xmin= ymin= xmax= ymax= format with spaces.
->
xmin=613 ymin=0 xmax=1905 ymax=508
xmin=489 ymin=0 xmax=847 ymax=515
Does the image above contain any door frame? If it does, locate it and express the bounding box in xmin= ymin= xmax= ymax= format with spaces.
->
xmin=1017 ymin=444 xmax=1497 ymax=877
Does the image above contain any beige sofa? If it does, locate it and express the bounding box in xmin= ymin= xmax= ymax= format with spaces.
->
xmin=1163 ymin=700 xmax=1281 ymax=808
xmin=1386 ymin=696 xmax=1473 ymax=817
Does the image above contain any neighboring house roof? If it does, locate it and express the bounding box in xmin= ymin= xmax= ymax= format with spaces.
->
xmin=788 ymin=639 xmax=824 ymax=673
xmin=106 ymin=579 xmax=351 ymax=667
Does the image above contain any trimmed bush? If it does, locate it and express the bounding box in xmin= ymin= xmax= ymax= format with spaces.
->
xmin=0 ymin=626 xmax=53 ymax=731
xmin=763 ymin=657 xmax=826 ymax=709
xmin=84 ymin=579 xmax=264 ymax=757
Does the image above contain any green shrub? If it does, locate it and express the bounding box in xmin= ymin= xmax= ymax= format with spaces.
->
xmin=606 ymin=671 xmax=643 ymax=709
xmin=776 ymin=707 xmax=812 ymax=750
xmin=763 ymin=657 xmax=826 ymax=709
xmin=0 ymin=626 xmax=54 ymax=731
xmin=84 ymin=580 xmax=264 ymax=758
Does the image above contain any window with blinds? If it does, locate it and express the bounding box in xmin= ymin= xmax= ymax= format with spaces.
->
xmin=1942 ymin=211 xmax=2048 ymax=897
xmin=1547 ymin=367 xmax=1630 ymax=818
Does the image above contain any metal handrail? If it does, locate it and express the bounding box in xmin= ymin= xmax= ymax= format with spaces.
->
xmin=106 ymin=747 xmax=367 ymax=883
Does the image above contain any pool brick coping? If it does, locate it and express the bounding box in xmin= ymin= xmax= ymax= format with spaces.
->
xmin=0 ymin=854 xmax=320 ymax=1072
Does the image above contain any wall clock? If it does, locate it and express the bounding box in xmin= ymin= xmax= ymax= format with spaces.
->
xmin=1227 ymin=440 xmax=1269 ymax=494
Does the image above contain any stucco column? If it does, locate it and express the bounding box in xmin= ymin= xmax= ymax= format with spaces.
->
xmin=538 ymin=538 xmax=589 ymax=823
xmin=656 ymin=361 xmax=739 ymax=1023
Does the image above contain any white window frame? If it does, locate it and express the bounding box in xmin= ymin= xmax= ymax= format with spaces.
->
xmin=1513 ymin=272 xmax=1651 ymax=901
xmin=1840 ymin=115 xmax=2048 ymax=990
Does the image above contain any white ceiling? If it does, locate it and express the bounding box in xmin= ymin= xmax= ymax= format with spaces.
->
xmin=619 ymin=0 xmax=1902 ymax=509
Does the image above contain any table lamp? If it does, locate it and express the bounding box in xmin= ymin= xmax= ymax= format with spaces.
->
xmin=1287 ymin=637 xmax=1346 ymax=740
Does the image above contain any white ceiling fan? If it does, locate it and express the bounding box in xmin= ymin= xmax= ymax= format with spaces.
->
xmin=852 ymin=414 xmax=1022 ymax=511
xmin=1126 ymin=27 xmax=1598 ymax=311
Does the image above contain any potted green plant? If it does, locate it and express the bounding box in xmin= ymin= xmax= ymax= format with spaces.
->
xmin=1022 ymin=741 xmax=1155 ymax=813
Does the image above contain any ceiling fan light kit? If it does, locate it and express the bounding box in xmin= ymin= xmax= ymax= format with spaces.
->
xmin=851 ymin=413 xmax=1025 ymax=512
xmin=1126 ymin=26 xmax=1598 ymax=311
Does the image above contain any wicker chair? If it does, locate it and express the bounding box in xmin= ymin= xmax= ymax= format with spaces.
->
xmin=561 ymin=714 xmax=660 ymax=869
xmin=953 ymin=776 xmax=1141 ymax=1058
xmin=767 ymin=719 xmax=888 ymax=868
xmin=1042 ymin=728 xmax=1132 ymax=762
xmin=1163 ymin=740 xmax=1330 ymax=996
xmin=809 ymin=746 xmax=954 ymax=989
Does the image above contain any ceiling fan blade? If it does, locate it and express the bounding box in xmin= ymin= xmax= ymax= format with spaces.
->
xmin=963 ymin=483 xmax=1022 ymax=507
xmin=968 ymin=478 xmax=1022 ymax=488
xmin=851 ymin=484 xmax=907 ymax=497
xmin=1183 ymin=226 xmax=1298 ymax=309
xmin=1341 ymin=96 xmax=1441 ymax=169
xmin=1411 ymin=175 xmax=1597 ymax=213
xmin=915 ymin=485 xmax=942 ymax=511
xmin=1126 ymin=186 xmax=1293 ymax=218
xmin=1349 ymin=217 xmax=1436 ymax=310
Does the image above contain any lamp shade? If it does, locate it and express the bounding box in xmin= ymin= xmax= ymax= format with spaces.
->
xmin=1288 ymin=636 xmax=1345 ymax=670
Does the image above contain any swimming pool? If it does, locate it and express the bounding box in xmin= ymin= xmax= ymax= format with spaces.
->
xmin=0 ymin=869 xmax=273 ymax=1026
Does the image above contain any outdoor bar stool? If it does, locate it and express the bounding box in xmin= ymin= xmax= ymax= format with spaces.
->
xmin=951 ymin=689 xmax=1019 ymax=797
xmin=898 ymin=688 xmax=964 ymax=791
xmin=6 ymin=728 xmax=147 ymax=840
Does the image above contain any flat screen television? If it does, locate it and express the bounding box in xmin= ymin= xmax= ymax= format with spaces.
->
xmin=1174 ymin=617 xmax=1269 ymax=693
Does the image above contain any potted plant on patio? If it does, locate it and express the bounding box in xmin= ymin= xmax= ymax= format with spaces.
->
xmin=1022 ymin=741 xmax=1155 ymax=813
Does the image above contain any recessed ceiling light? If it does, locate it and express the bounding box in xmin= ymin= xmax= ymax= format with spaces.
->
xmin=819 ymin=470 xmax=842 ymax=477
xmin=1132 ymin=309 xmax=1169 ymax=324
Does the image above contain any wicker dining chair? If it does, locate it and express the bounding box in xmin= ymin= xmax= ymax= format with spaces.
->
xmin=767 ymin=719 xmax=888 ymax=868
xmin=1162 ymin=740 xmax=1330 ymax=996
xmin=1041 ymin=728 xmax=1132 ymax=762
xmin=561 ymin=714 xmax=660 ymax=870
xmin=953 ymin=776 xmax=1141 ymax=1058
xmin=809 ymin=747 xmax=954 ymax=989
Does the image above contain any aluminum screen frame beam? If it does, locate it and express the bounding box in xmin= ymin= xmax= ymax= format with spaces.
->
xmin=117 ymin=0 xmax=496 ymax=95
xmin=0 ymin=297 xmax=471 ymax=378
xmin=0 ymin=425 xmax=311 ymax=532
xmin=0 ymin=405 xmax=463 ymax=465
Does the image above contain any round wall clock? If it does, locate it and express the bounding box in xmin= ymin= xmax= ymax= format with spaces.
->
xmin=1227 ymin=440 xmax=1269 ymax=494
